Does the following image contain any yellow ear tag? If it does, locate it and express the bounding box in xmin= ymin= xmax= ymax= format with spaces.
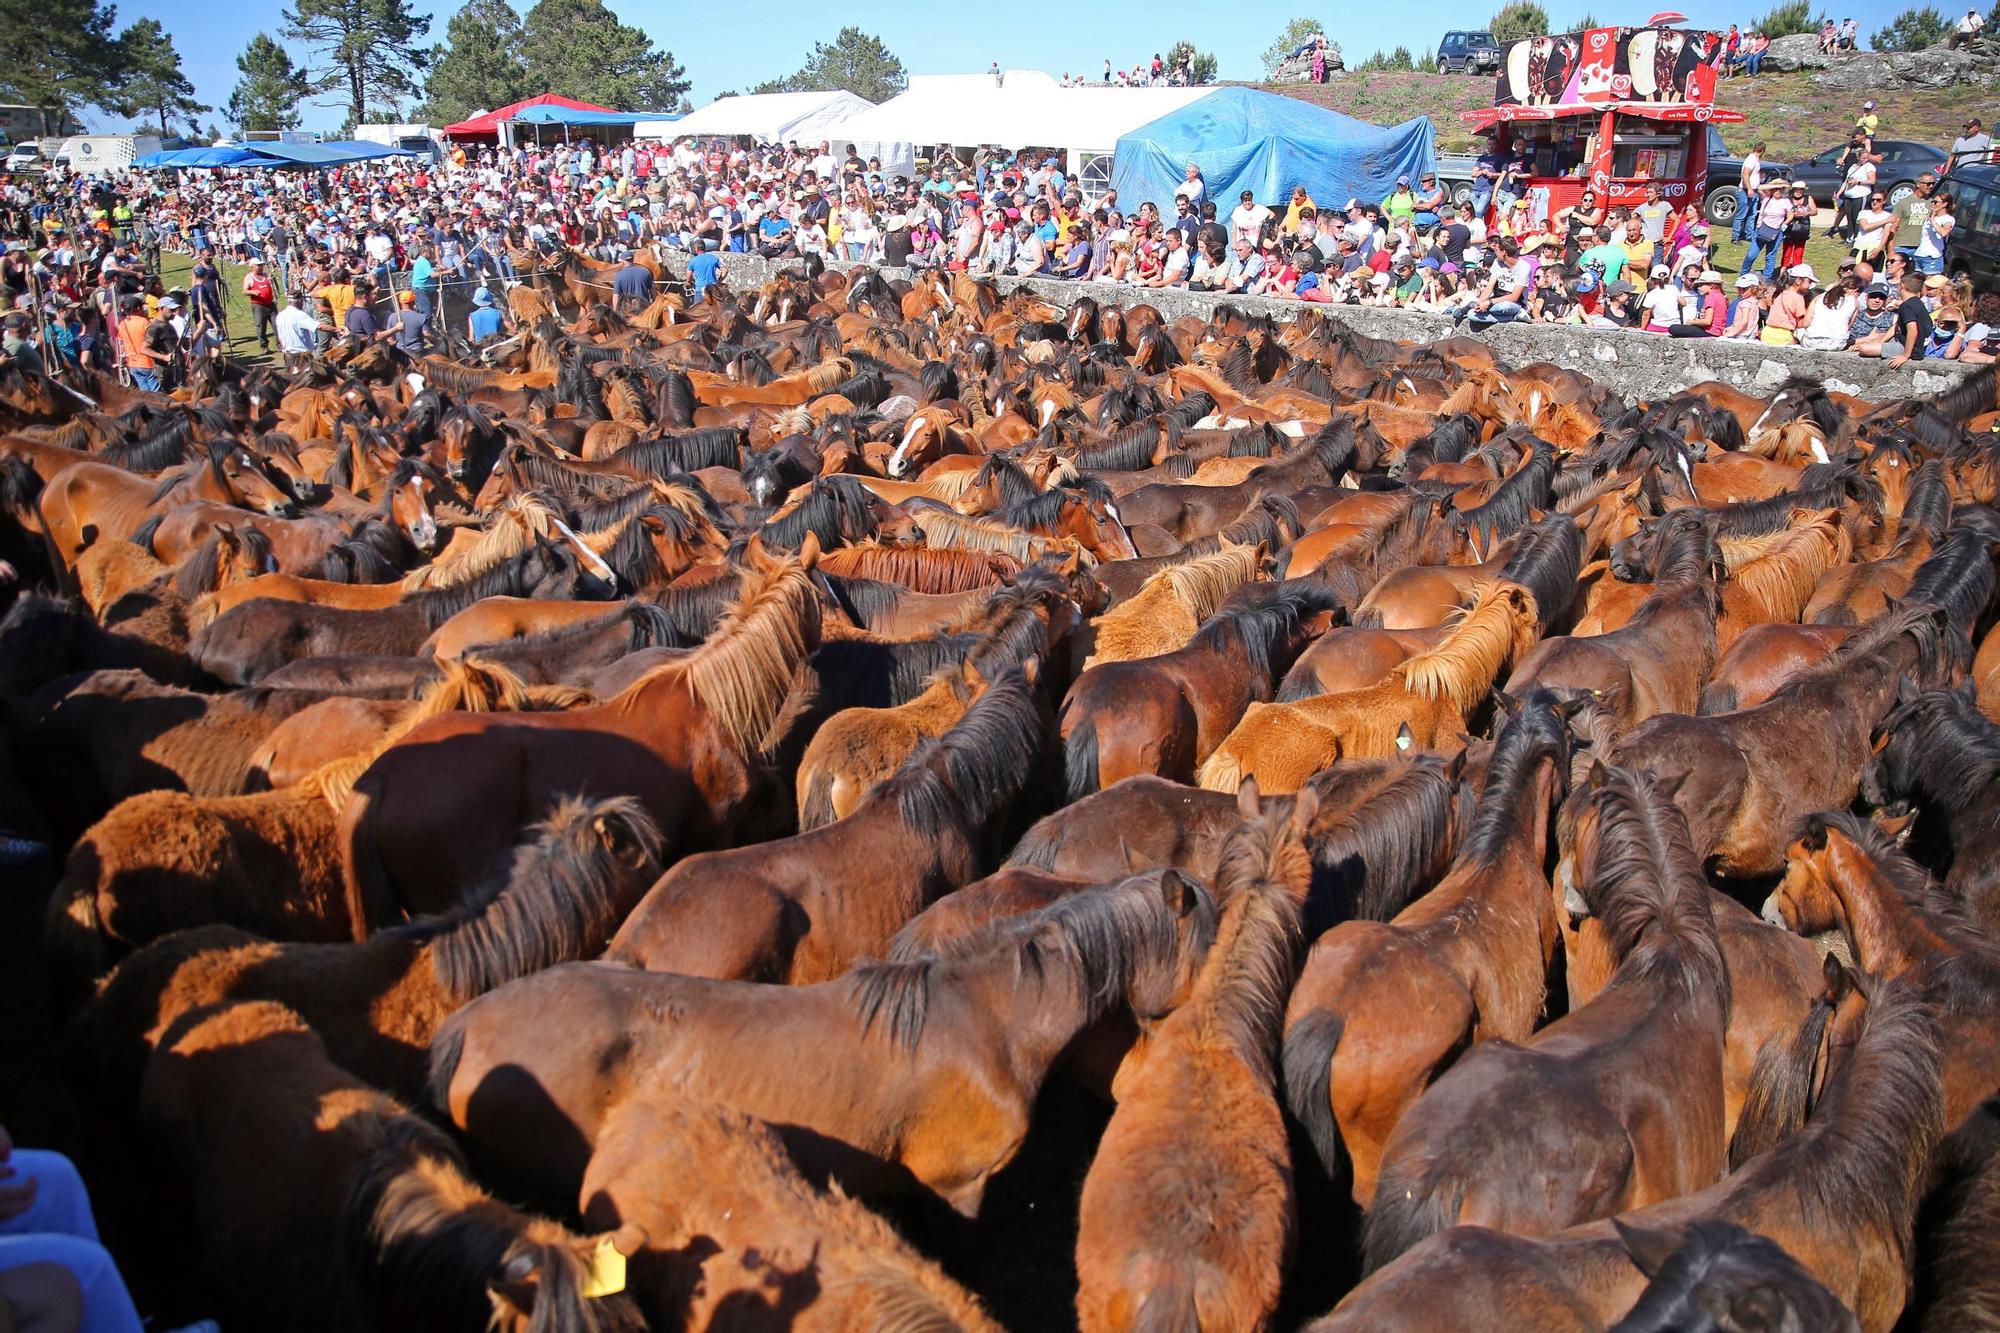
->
xmin=581 ymin=1236 xmax=628 ymax=1298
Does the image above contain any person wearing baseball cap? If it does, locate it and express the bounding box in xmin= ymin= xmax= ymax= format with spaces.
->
xmin=1724 ymin=272 xmax=1766 ymax=339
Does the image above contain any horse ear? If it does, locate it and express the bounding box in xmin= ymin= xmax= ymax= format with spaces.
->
xmin=797 ymin=530 xmax=823 ymax=570
xmin=489 ymin=1250 xmax=542 ymax=1315
xmin=1157 ymin=868 xmax=1198 ymax=917
xmin=1822 ymin=951 xmax=1853 ymax=1003
xmin=1874 ymin=806 xmax=1917 ymax=845
xmin=1587 ymin=758 xmax=1610 ymax=789
xmin=1235 ymin=777 xmax=1262 ymax=821
xmin=1493 ymin=691 xmax=1522 ymax=719
xmin=1798 ymin=815 xmax=1829 ymax=854
xmin=1612 ymin=1217 xmax=1689 ymax=1281
xmin=1290 ymin=784 xmax=1320 ymax=837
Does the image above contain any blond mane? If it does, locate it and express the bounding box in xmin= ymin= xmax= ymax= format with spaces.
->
xmin=400 ymin=493 xmax=563 ymax=591
xmin=1728 ymin=509 xmax=1851 ymax=622
xmin=1393 ymin=580 xmax=1540 ymax=714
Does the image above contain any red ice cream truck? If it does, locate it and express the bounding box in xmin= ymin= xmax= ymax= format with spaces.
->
xmin=1461 ymin=25 xmax=1745 ymax=221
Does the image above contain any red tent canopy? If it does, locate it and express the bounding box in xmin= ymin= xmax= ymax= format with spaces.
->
xmin=442 ymin=94 xmax=617 ymax=138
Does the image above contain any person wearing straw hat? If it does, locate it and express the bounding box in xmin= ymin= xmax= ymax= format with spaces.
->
xmin=1739 ymin=178 xmax=1789 ymax=282
xmin=1668 ymin=269 xmax=1730 ymax=337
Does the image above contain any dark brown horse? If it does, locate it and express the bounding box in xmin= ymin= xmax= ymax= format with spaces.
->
xmin=1864 ymin=683 xmax=2000 ymax=930
xmin=602 ymin=667 xmax=1045 ymax=984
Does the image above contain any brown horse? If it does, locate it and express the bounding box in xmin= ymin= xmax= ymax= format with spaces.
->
xmin=1199 ymin=581 xmax=1538 ymax=792
xmin=138 ymin=999 xmax=644 ymax=1333
xmin=1080 ymin=542 xmax=1266 ymax=669
xmin=1062 ymin=581 xmax=1337 ymax=796
xmin=1864 ymin=683 xmax=2000 ymax=930
xmin=1306 ymin=969 xmax=1938 ymax=1333
xmin=1761 ymin=811 xmax=2000 ymax=1128
xmin=38 ymin=438 xmax=296 ymax=573
xmin=580 ymin=1096 xmax=1003 ymax=1332
xmin=1609 ymin=603 xmax=1961 ymax=877
xmin=1363 ymin=765 xmax=1729 ymax=1270
xmin=430 ymin=871 xmax=1218 ymax=1216
xmin=84 ymin=796 xmax=661 ymax=1104
xmin=340 ymin=539 xmax=822 ymax=934
xmin=602 ymin=667 xmax=1045 ymax=984
xmin=1282 ymin=692 xmax=1573 ymax=1206
xmin=1075 ymin=781 xmax=1312 ymax=1333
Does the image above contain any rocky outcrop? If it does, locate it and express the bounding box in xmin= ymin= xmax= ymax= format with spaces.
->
xmin=1760 ymin=32 xmax=1999 ymax=88
xmin=1270 ymin=49 xmax=1345 ymax=82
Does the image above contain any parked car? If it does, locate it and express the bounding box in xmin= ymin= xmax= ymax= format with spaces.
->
xmin=1437 ymin=31 xmax=1503 ymax=75
xmin=1943 ymin=160 xmax=2000 ymax=293
xmin=1701 ymin=126 xmax=1790 ymax=227
xmin=1783 ymin=140 xmax=1948 ymax=209
xmin=4 ymin=143 xmax=44 ymax=173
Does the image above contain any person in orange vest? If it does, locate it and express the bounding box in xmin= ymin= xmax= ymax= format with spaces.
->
xmin=115 ymin=294 xmax=161 ymax=392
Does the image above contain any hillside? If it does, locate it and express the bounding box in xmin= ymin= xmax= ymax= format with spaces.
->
xmin=1263 ymin=68 xmax=1985 ymax=161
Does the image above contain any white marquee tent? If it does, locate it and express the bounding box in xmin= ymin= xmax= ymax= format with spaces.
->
xmin=828 ymin=71 xmax=1213 ymax=178
xmin=644 ymin=90 xmax=914 ymax=177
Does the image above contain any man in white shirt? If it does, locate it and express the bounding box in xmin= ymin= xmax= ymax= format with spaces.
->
xmin=1229 ymin=190 xmax=1272 ymax=244
xmin=1734 ymin=141 xmax=1763 ymax=245
xmin=1950 ymin=6 xmax=1984 ymax=45
xmin=1173 ymin=163 xmax=1205 ymax=209
xmin=274 ymin=290 xmax=325 ymax=370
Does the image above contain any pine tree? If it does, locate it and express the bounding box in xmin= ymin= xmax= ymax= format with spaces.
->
xmin=283 ymin=0 xmax=432 ymax=130
xmin=518 ymin=0 xmax=689 ymax=110
xmin=0 ymin=0 xmax=127 ymax=126
xmin=763 ymin=28 xmax=907 ymax=102
xmin=1490 ymin=1 xmax=1551 ymax=41
xmin=1871 ymin=4 xmax=1950 ymax=48
xmin=229 ymin=32 xmax=311 ymax=133
xmin=1261 ymin=16 xmax=1326 ymax=75
xmin=421 ymin=0 xmax=528 ymax=124
xmin=105 ymin=19 xmax=211 ymax=136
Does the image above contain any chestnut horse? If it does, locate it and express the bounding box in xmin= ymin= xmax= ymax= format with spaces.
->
xmin=1282 ymin=692 xmax=1573 ymax=1206
xmin=430 ymin=871 xmax=1218 ymax=1217
xmin=84 ymin=796 xmax=661 ymax=1105
xmin=602 ymin=667 xmax=1046 ymax=984
xmin=1363 ymin=765 xmax=1729 ymax=1270
xmin=340 ymin=540 xmax=823 ymax=934
xmin=1075 ymin=781 xmax=1313 ymax=1333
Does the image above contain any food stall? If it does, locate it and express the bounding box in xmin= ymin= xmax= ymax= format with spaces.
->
xmin=1461 ymin=25 xmax=1744 ymax=219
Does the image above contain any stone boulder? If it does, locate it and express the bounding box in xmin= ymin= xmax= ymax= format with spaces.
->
xmin=1760 ymin=33 xmax=1833 ymax=72
xmin=1811 ymin=40 xmax=2000 ymax=91
xmin=1270 ymin=50 xmax=1345 ymax=82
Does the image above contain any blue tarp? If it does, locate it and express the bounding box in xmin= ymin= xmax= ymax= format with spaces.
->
xmin=511 ymin=106 xmax=667 ymax=126
xmin=133 ymin=146 xmax=274 ymax=168
xmin=1111 ymin=88 xmax=1436 ymax=219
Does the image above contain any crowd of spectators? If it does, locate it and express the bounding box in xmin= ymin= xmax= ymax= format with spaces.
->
xmin=0 ymin=122 xmax=1988 ymax=390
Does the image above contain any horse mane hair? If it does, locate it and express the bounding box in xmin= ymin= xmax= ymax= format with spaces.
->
xmin=907 ymin=509 xmax=1076 ymax=564
xmin=1812 ymin=810 xmax=1994 ymax=957
xmin=102 ymin=413 xmax=196 ymax=473
xmin=1574 ymin=767 xmax=1728 ymax=1006
xmin=1877 ymin=686 xmax=2000 ymax=809
xmin=594 ymin=503 xmax=700 ymax=589
xmin=1305 ymin=759 xmax=1462 ymax=931
xmin=345 ymin=1110 xmax=644 ymax=1333
xmin=0 ymin=453 xmax=43 ymax=517
xmin=1727 ymin=979 xmax=1841 ymax=1171
xmin=1072 ymin=419 xmax=1168 ymax=472
xmin=401 ymin=493 xmax=563 ymax=591
xmin=889 ymin=667 xmax=1043 ymax=840
xmin=611 ymin=426 xmax=744 ymax=477
xmin=850 ymin=870 xmax=1219 ymax=1052
xmin=409 ymin=541 xmax=580 ymax=631
xmin=1194 ymin=802 xmax=1310 ymax=1077
xmin=818 ymin=541 xmax=1021 ymax=596
xmin=1903 ymin=523 xmax=1999 ymax=634
xmin=1459 ymin=691 xmax=1570 ymax=868
xmin=615 ymin=554 xmax=821 ymax=755
xmin=758 ymin=474 xmax=883 ymax=553
xmin=174 ymin=524 xmax=274 ymax=600
xmin=1773 ymin=374 xmax=1851 ymax=440
xmin=401 ymin=794 xmax=664 ymax=1003
xmin=1727 ymin=969 xmax=1942 ymax=1282
xmin=1497 ymin=514 xmax=1584 ymax=628
xmin=1792 ymin=601 xmax=1958 ymax=695
xmin=1935 ymin=363 xmax=1999 ymax=425
xmin=966 ymin=452 xmax=1044 ymax=507
xmin=1154 ymin=544 xmax=1265 ymax=625
xmin=1706 ymin=462 xmax=1879 ymax=537
xmin=1893 ymin=459 xmax=1954 ymax=554
xmin=818 ymin=573 xmax=911 ymax=628
xmin=1393 ymin=581 xmax=1539 ymax=714
xmin=1452 ymin=440 xmax=1558 ymax=549
xmin=1729 ymin=510 xmax=1851 ymax=623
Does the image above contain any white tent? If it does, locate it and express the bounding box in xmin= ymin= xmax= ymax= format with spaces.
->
xmin=830 ymin=71 xmax=1213 ymax=166
xmin=650 ymin=90 xmax=914 ymax=177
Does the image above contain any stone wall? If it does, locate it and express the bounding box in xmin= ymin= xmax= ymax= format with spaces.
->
xmin=656 ymin=249 xmax=1972 ymax=403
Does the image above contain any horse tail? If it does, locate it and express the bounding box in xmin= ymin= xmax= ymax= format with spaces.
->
xmin=1195 ymin=745 xmax=1244 ymax=794
xmin=1063 ymin=716 xmax=1101 ymax=803
xmin=43 ymin=845 xmax=109 ymax=1010
xmin=1695 ymin=680 xmax=1738 ymax=716
xmin=1351 ymin=602 xmax=1384 ymax=629
xmin=798 ymin=762 xmax=839 ymax=832
xmin=128 ymin=510 xmax=165 ymax=556
xmin=426 ymin=1015 xmax=467 ymax=1117
xmin=1130 ymin=1268 xmax=1201 ymax=1333
xmin=1362 ymin=1161 xmax=1465 ymax=1274
xmin=337 ymin=783 xmax=396 ymax=942
xmin=1282 ymin=1008 xmax=1346 ymax=1183
xmin=1727 ymin=990 xmax=1836 ymax=1171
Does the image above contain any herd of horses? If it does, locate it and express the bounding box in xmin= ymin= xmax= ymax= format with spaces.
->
xmin=4 ymin=257 xmax=2000 ymax=1332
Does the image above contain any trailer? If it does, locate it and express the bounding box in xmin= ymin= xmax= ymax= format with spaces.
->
xmin=52 ymin=134 xmax=163 ymax=175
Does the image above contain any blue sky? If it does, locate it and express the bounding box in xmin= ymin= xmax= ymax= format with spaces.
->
xmin=100 ymin=0 xmax=1923 ymax=132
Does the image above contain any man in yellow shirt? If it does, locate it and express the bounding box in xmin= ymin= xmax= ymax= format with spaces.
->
xmin=1281 ymin=185 xmax=1318 ymax=232
xmin=314 ymin=268 xmax=357 ymax=328
xmin=1855 ymin=98 xmax=1879 ymax=142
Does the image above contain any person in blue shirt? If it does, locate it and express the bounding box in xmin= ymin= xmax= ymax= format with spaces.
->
xmin=466 ymin=286 xmax=508 ymax=343
xmin=687 ymin=250 xmax=727 ymax=304
xmin=611 ymin=249 xmax=654 ymax=308
xmin=757 ymin=210 xmax=794 ymax=258
xmin=409 ymin=242 xmax=438 ymax=327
